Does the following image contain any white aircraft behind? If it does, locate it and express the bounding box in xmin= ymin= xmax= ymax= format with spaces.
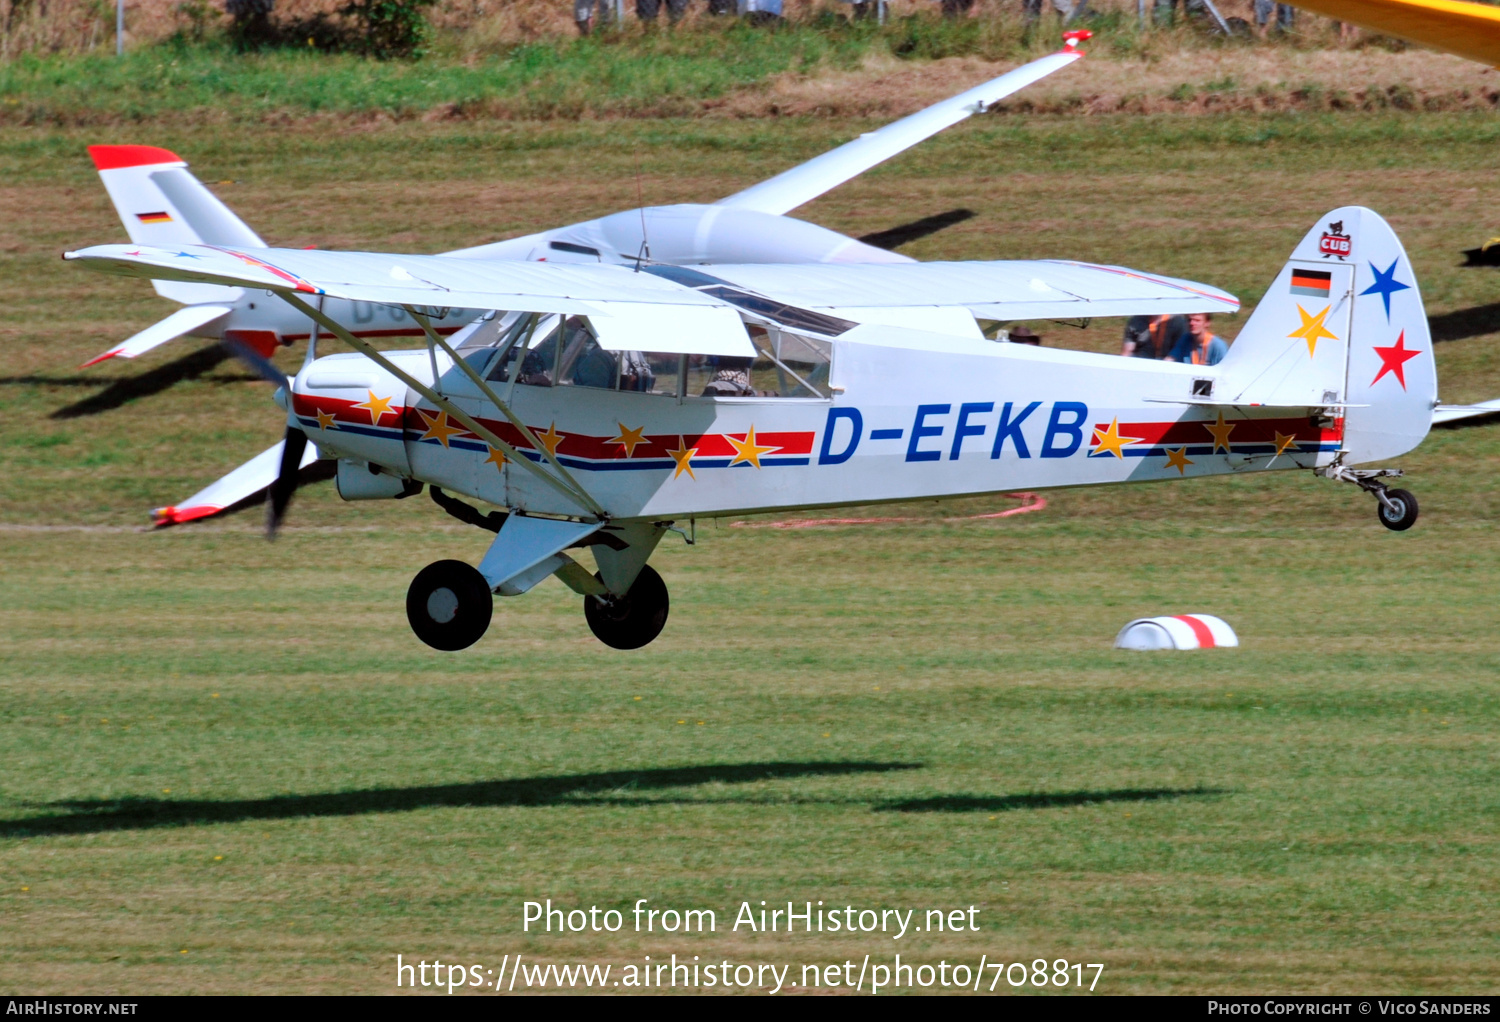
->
xmin=82 ymin=36 xmax=1093 ymax=371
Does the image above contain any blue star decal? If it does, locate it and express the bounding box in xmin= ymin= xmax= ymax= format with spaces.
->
xmin=173 ymin=250 xmax=202 ymax=260
xmin=1360 ymin=259 xmax=1410 ymax=321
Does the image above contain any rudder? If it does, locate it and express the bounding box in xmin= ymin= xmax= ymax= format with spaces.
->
xmin=1214 ymin=206 xmax=1434 ymax=464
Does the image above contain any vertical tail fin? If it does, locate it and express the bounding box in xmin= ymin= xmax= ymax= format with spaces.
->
xmin=1214 ymin=205 xmax=1434 ymax=464
xmin=88 ymin=144 xmax=265 ymax=305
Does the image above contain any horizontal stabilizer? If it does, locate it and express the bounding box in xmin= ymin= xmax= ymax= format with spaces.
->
xmin=1433 ymin=399 xmax=1500 ymax=425
xmin=81 ymin=303 xmax=232 ymax=367
xmin=153 ymin=437 xmax=320 ymax=527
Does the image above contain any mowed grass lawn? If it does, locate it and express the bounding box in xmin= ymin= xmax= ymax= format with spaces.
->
xmin=0 ymin=111 xmax=1498 ymax=994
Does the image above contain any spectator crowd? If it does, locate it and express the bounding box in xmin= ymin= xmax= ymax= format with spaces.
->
xmin=574 ymin=0 xmax=1302 ymax=34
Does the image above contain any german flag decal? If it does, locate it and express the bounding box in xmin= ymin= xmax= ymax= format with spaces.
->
xmin=135 ymin=211 xmax=172 ymax=224
xmin=1290 ymin=268 xmax=1332 ymax=298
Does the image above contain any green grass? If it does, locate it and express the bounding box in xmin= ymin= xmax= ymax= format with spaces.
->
xmin=1 ymin=110 xmax=1498 ymax=992
xmin=0 ymin=12 xmax=1425 ymax=124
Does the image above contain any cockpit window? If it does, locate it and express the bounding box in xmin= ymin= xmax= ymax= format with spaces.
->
xmin=687 ymin=327 xmax=831 ymax=399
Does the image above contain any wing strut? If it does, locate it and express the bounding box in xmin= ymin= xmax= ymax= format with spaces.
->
xmin=276 ymin=292 xmax=606 ymax=520
xmin=405 ymin=306 xmax=602 ymax=516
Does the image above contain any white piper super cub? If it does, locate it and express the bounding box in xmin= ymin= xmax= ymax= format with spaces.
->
xmin=66 ymin=204 xmax=1435 ymax=650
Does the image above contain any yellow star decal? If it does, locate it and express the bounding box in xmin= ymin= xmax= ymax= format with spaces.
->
xmin=484 ymin=446 xmax=508 ymax=472
xmin=353 ymin=390 xmax=394 ymax=426
xmin=606 ymin=422 xmax=648 ymax=459
xmin=534 ymin=422 xmax=565 ymax=458
xmin=1272 ymin=431 xmax=1300 ymax=457
xmin=1203 ymin=412 xmax=1235 ymax=454
xmin=725 ymin=425 xmax=778 ymax=469
xmin=416 ymin=408 xmax=466 ymax=448
xmin=314 ymin=409 xmax=337 ymax=431
xmin=667 ymin=436 xmax=698 ymax=480
xmin=1164 ymin=447 xmax=1193 ymax=475
xmin=1090 ymin=418 xmax=1144 ymax=459
xmin=1288 ymin=304 xmax=1338 ymax=357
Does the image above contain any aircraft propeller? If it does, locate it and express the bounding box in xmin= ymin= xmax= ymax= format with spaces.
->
xmin=218 ymin=335 xmax=288 ymax=389
xmin=266 ymin=425 xmax=307 ymax=540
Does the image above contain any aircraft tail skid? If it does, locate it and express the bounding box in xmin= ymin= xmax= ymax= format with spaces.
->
xmin=1211 ymin=205 xmax=1434 ymax=466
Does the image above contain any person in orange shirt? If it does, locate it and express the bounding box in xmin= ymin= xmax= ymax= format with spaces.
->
xmin=1167 ymin=312 xmax=1229 ymax=366
xmin=1121 ymin=314 xmax=1186 ymax=360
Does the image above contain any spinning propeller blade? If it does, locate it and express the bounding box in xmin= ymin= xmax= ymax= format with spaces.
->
xmin=266 ymin=426 xmax=307 ymax=539
xmin=218 ymin=335 xmax=288 ymax=388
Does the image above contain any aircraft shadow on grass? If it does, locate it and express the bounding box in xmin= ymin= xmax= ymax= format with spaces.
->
xmin=874 ymin=787 xmax=1225 ymax=813
xmin=42 ymin=344 xmax=259 ymax=420
xmin=2 ymin=762 xmax=1224 ymax=839
xmin=1428 ymin=301 xmax=1500 ymax=344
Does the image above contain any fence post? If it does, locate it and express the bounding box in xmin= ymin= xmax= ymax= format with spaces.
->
xmin=117 ymin=0 xmax=125 ymax=55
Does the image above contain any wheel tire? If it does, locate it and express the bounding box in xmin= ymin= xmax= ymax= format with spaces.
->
xmin=583 ymin=563 xmax=669 ymax=650
xmin=1377 ymin=488 xmax=1419 ymax=532
xmin=406 ymin=559 xmax=493 ymax=651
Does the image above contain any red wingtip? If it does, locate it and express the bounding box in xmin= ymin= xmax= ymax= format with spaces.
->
xmin=152 ymin=504 xmax=222 ymax=527
xmin=79 ymin=349 xmax=123 ymax=368
xmin=88 ymin=144 xmax=186 ymax=171
xmin=1062 ymin=28 xmax=1093 ymax=51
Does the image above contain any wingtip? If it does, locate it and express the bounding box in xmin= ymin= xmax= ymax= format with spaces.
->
xmin=79 ymin=349 xmax=124 ymax=368
xmin=151 ymin=504 xmax=221 ymax=527
xmin=1061 ymin=29 xmax=1093 ymax=53
xmin=88 ymin=144 xmax=187 ymax=171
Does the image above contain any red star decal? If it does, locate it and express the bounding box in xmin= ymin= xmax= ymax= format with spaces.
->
xmin=1370 ymin=330 xmax=1421 ymax=390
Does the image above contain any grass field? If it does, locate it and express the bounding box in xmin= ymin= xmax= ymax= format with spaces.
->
xmin=1 ymin=106 xmax=1499 ymax=993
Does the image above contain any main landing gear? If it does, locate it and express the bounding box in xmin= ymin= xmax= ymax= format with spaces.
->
xmin=1323 ymin=465 xmax=1419 ymax=532
xmin=583 ymin=563 xmax=670 ymax=650
xmin=406 ymin=559 xmax=493 ymax=651
xmin=405 ymin=558 xmax=670 ymax=651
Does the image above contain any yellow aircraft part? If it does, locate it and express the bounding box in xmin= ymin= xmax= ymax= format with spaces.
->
xmin=1289 ymin=0 xmax=1500 ymax=67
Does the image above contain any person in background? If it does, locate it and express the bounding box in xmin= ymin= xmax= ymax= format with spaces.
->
xmin=1008 ymin=325 xmax=1042 ymax=346
xmin=1121 ymin=314 xmax=1186 ymax=360
xmin=1254 ymin=0 xmax=1295 ymax=32
xmin=638 ymin=0 xmax=689 ymax=23
xmin=1153 ymin=0 xmax=1208 ymax=24
xmin=1167 ymin=312 xmax=1229 ymax=366
xmin=574 ymin=0 xmax=609 ymax=34
xmin=1022 ymin=0 xmax=1088 ymax=23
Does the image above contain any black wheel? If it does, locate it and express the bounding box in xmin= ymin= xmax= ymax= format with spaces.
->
xmin=1377 ymin=488 xmax=1419 ymax=532
xmin=583 ymin=563 xmax=669 ymax=650
xmin=406 ymin=559 xmax=493 ymax=651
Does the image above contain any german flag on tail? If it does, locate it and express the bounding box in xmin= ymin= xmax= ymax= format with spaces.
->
xmin=135 ymin=211 xmax=172 ymax=225
xmin=1290 ymin=268 xmax=1332 ymax=298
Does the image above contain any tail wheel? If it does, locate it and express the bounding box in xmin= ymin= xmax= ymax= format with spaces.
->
xmin=406 ymin=559 xmax=493 ymax=651
xmin=1377 ymin=488 xmax=1419 ymax=532
xmin=584 ymin=563 xmax=669 ymax=650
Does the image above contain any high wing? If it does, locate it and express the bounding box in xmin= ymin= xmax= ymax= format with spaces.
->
xmin=716 ymin=38 xmax=1089 ymax=216
xmin=68 ymin=243 xmax=1239 ymax=340
xmin=1276 ymin=0 xmax=1500 ymax=66
xmin=66 ymin=243 xmax=759 ymax=357
xmin=79 ymin=302 xmax=232 ymax=367
xmin=152 ymin=435 xmax=321 ymax=526
xmin=690 ymin=260 xmax=1240 ymax=320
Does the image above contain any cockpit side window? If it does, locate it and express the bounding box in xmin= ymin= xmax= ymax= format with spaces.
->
xmin=686 ymin=327 xmax=832 ymax=399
